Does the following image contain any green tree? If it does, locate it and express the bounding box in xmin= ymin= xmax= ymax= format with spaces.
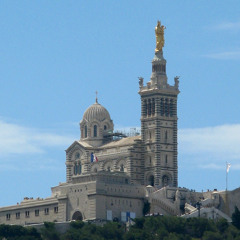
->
xmin=223 ymin=224 xmax=240 ymax=240
xmin=0 ymin=224 xmax=41 ymax=240
xmin=202 ymin=231 xmax=223 ymax=240
xmin=232 ymin=206 xmax=240 ymax=230
xmin=216 ymin=218 xmax=229 ymax=234
xmin=100 ymin=222 xmax=124 ymax=240
xmin=185 ymin=217 xmax=216 ymax=238
xmin=161 ymin=216 xmax=186 ymax=234
xmin=41 ymin=222 xmax=60 ymax=240
xmin=163 ymin=232 xmax=188 ymax=240
xmin=70 ymin=220 xmax=85 ymax=229
xmin=132 ymin=217 xmax=145 ymax=229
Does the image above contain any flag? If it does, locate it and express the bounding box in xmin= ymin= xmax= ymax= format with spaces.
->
xmin=94 ymin=154 xmax=98 ymax=162
xmin=91 ymin=153 xmax=98 ymax=162
xmin=226 ymin=162 xmax=231 ymax=173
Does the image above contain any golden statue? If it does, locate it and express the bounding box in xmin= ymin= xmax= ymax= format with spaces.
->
xmin=155 ymin=21 xmax=165 ymax=52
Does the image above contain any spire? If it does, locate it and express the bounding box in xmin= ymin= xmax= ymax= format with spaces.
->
xmin=95 ymin=91 xmax=98 ymax=103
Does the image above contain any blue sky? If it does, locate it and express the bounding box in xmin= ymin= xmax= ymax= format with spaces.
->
xmin=0 ymin=1 xmax=240 ymax=206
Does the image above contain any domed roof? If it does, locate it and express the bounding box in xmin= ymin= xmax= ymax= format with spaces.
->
xmin=82 ymin=101 xmax=111 ymax=122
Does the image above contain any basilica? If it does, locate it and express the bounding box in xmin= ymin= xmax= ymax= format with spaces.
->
xmin=0 ymin=22 xmax=239 ymax=226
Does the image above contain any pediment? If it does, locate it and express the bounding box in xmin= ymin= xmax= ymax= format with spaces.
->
xmin=66 ymin=141 xmax=93 ymax=161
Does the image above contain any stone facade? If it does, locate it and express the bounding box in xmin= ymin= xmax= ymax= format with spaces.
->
xmin=0 ymin=197 xmax=59 ymax=225
xmin=0 ymin=172 xmax=144 ymax=225
xmin=139 ymin=50 xmax=179 ymax=188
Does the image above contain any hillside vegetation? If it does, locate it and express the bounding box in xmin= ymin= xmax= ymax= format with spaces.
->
xmin=1 ymin=210 xmax=240 ymax=240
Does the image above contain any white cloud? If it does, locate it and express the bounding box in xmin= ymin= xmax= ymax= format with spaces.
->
xmin=214 ymin=21 xmax=240 ymax=31
xmin=0 ymin=157 xmax=63 ymax=172
xmin=198 ymin=163 xmax=240 ymax=171
xmin=179 ymin=124 xmax=240 ymax=169
xmin=0 ymin=119 xmax=74 ymax=156
xmin=203 ymin=21 xmax=240 ymax=60
xmin=1 ymin=120 xmax=240 ymax=172
xmin=204 ymin=51 xmax=240 ymax=60
xmin=198 ymin=163 xmax=224 ymax=170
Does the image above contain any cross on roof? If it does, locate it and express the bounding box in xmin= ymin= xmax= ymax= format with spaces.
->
xmin=96 ymin=91 xmax=98 ymax=103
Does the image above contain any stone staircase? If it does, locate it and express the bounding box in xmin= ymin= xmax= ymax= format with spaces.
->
xmin=149 ymin=188 xmax=178 ymax=215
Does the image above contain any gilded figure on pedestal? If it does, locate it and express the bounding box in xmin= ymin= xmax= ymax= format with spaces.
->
xmin=155 ymin=21 xmax=165 ymax=52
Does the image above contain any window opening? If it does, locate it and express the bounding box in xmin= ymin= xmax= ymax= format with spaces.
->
xmin=165 ymin=98 xmax=169 ymax=116
xmin=75 ymin=152 xmax=80 ymax=160
xmin=94 ymin=125 xmax=97 ymax=137
xmin=44 ymin=208 xmax=49 ymax=215
xmin=165 ymin=131 xmax=168 ymax=141
xmin=74 ymin=164 xmax=78 ymax=175
xmin=144 ymin=100 xmax=147 ymax=116
xmin=120 ymin=164 xmax=124 ymax=172
xmin=170 ymin=99 xmax=174 ymax=117
xmin=149 ymin=175 xmax=154 ymax=186
xmin=152 ymin=98 xmax=155 ymax=115
xmin=148 ymin=99 xmax=152 ymax=116
xmin=160 ymin=98 xmax=164 ymax=116
xmin=162 ymin=175 xmax=169 ymax=186
xmin=78 ymin=163 xmax=82 ymax=174
xmin=54 ymin=207 xmax=58 ymax=213
xmin=35 ymin=210 xmax=39 ymax=216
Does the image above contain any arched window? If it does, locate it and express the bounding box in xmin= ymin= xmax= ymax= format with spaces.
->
xmin=165 ymin=98 xmax=169 ymax=116
xmin=72 ymin=211 xmax=83 ymax=221
xmin=149 ymin=175 xmax=154 ymax=186
xmin=165 ymin=155 xmax=168 ymax=165
xmin=85 ymin=126 xmax=87 ymax=138
xmin=148 ymin=99 xmax=152 ymax=116
xmin=160 ymin=98 xmax=164 ymax=116
xmin=165 ymin=131 xmax=168 ymax=141
xmin=170 ymin=99 xmax=174 ymax=117
xmin=75 ymin=152 xmax=80 ymax=160
xmin=120 ymin=164 xmax=124 ymax=172
xmin=152 ymin=98 xmax=155 ymax=115
xmin=74 ymin=164 xmax=78 ymax=175
xmin=104 ymin=125 xmax=107 ymax=130
xmin=78 ymin=163 xmax=82 ymax=174
xmin=144 ymin=100 xmax=147 ymax=116
xmin=162 ymin=175 xmax=169 ymax=187
xmin=94 ymin=125 xmax=97 ymax=137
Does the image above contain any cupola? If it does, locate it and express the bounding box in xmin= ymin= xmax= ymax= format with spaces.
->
xmin=80 ymin=98 xmax=114 ymax=147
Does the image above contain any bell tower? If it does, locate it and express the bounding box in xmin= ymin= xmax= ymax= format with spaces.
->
xmin=139 ymin=21 xmax=180 ymax=188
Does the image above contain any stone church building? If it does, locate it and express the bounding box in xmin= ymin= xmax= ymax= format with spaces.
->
xmin=0 ymin=22 xmax=239 ymax=225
